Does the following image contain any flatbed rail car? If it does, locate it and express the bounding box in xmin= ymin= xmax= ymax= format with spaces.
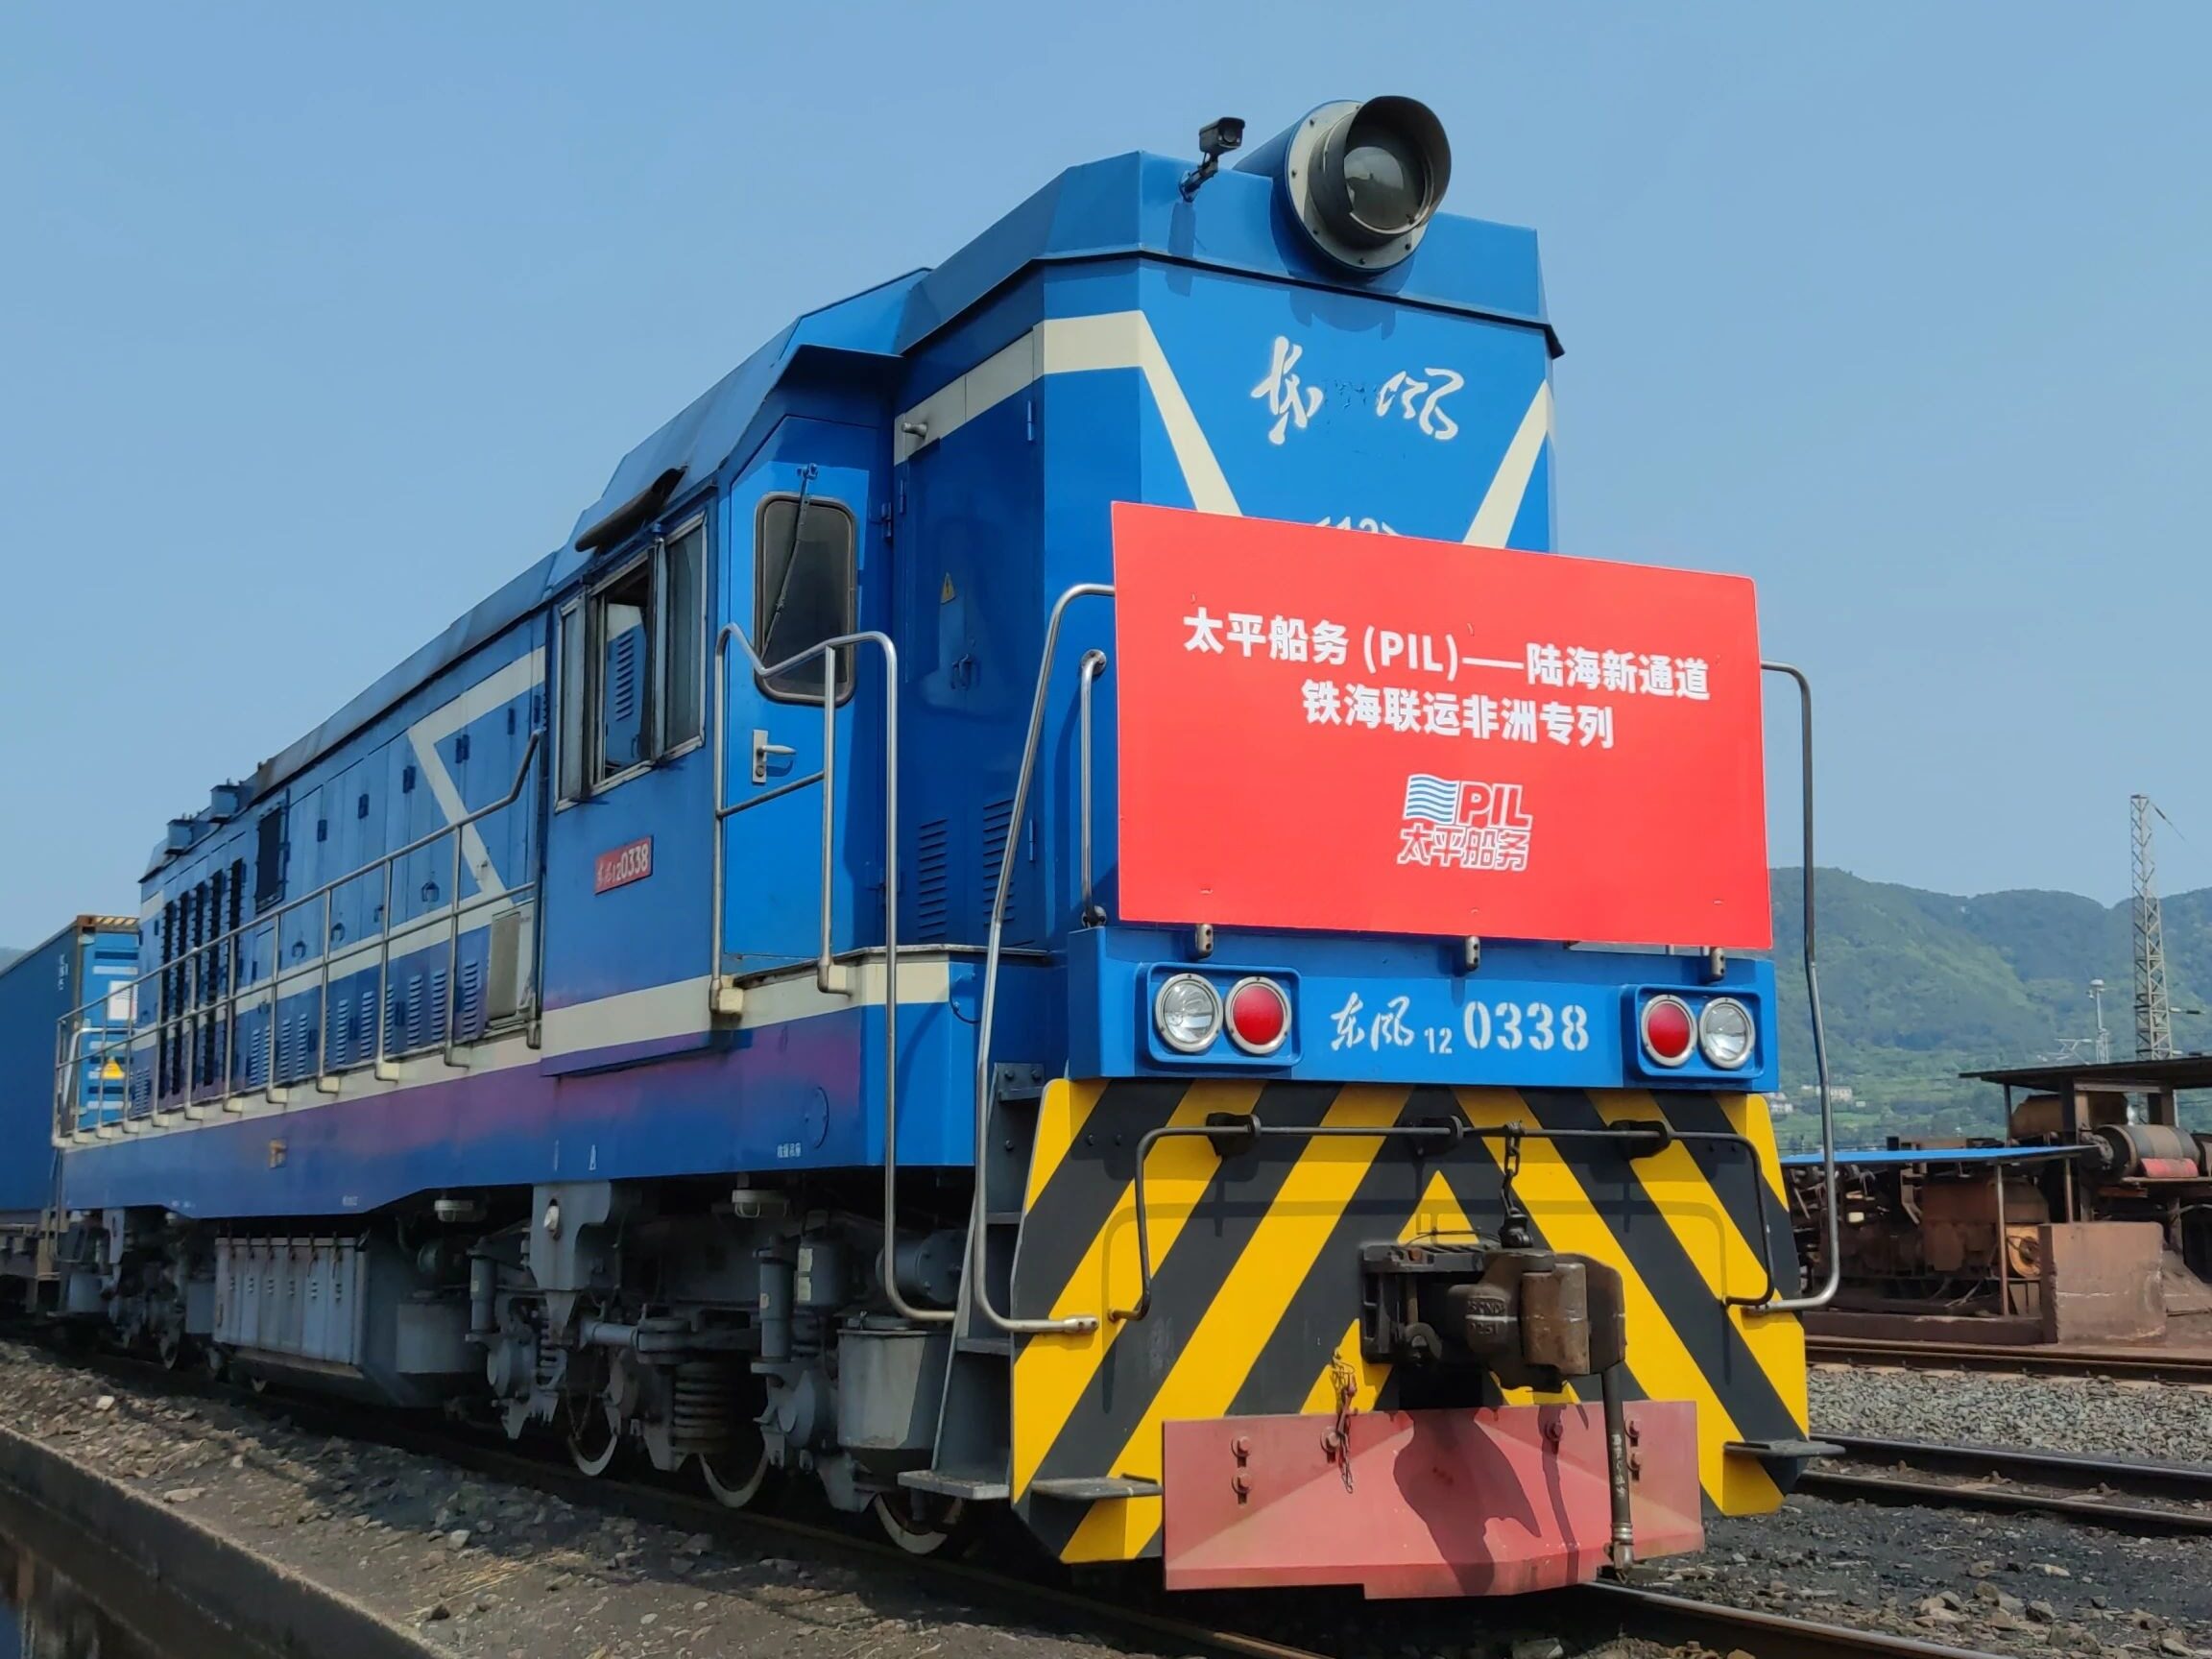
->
xmin=0 ymin=914 xmax=133 ymax=1310
xmin=45 ymin=96 xmax=1838 ymax=1596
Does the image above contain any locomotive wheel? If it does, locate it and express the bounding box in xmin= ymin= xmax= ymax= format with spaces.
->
xmin=696 ymin=1370 xmax=777 ymax=1509
xmin=567 ymin=1400 xmax=623 ymax=1479
xmin=871 ymin=1492 xmax=967 ymax=1556
xmin=156 ymin=1332 xmax=183 ymax=1371
xmin=699 ymin=1436 xmax=776 ymax=1510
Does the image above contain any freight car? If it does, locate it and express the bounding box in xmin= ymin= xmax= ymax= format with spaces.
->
xmin=1784 ymin=1054 xmax=2212 ymax=1336
xmin=40 ymin=96 xmax=1837 ymax=1596
xmin=0 ymin=916 xmax=134 ymax=1311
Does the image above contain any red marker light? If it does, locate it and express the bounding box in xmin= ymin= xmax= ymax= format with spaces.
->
xmin=1226 ymin=977 xmax=1291 ymax=1056
xmin=1640 ymin=996 xmax=1695 ymax=1068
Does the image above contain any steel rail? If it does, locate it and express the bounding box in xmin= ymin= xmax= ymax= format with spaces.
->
xmin=1824 ymin=1433 xmax=2212 ymax=1502
xmin=1802 ymin=1433 xmax=2212 ymax=1534
xmin=1799 ymin=1468 xmax=2212 ymax=1537
xmin=1565 ymin=1579 xmax=2012 ymax=1659
xmin=1808 ymin=1335 xmax=2212 ymax=1384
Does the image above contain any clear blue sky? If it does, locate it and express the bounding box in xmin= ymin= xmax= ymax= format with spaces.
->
xmin=4 ymin=5 xmax=2207 ymax=944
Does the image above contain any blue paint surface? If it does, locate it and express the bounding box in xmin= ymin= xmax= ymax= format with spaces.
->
xmin=71 ymin=122 xmax=1782 ymax=1224
xmin=0 ymin=919 xmax=134 ymax=1216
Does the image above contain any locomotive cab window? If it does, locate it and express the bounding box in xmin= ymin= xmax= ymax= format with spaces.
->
xmin=755 ymin=494 xmax=855 ymax=702
xmin=558 ymin=517 xmax=707 ymax=803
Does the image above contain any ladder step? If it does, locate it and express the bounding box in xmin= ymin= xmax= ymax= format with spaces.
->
xmin=1028 ymin=1476 xmax=1163 ymax=1502
xmin=954 ymin=1334 xmax=1012 ymax=1356
xmin=1728 ymin=1438 xmax=1846 ymax=1460
xmin=985 ymin=1211 xmax=1025 ymax=1227
xmin=900 ymin=1470 xmax=1010 ymax=1502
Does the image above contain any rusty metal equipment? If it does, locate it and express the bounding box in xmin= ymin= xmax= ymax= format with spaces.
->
xmin=1785 ymin=1053 xmax=2212 ymax=1336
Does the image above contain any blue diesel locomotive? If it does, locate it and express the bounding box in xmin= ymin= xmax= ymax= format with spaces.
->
xmin=41 ymin=98 xmax=1834 ymax=1596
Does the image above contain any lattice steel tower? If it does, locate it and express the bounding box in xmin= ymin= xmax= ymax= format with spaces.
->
xmin=2132 ymin=793 xmax=2175 ymax=1060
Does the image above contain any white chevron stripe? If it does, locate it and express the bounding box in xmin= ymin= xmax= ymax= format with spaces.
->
xmin=1463 ymin=380 xmax=1553 ymax=547
xmin=404 ymin=647 xmax=545 ymax=902
xmin=894 ymin=311 xmax=1239 ymax=516
xmin=895 ymin=311 xmax=1550 ymax=546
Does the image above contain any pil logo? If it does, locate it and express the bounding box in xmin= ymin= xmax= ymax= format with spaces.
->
xmin=1397 ymin=774 xmax=1533 ymax=873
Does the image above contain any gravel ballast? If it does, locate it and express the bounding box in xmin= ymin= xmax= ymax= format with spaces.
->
xmin=0 ymin=1339 xmax=1173 ymax=1659
xmin=0 ymin=1340 xmax=1676 ymax=1659
xmin=3 ymin=1335 xmax=2208 ymax=1658
xmin=1695 ymin=1491 xmax=2212 ymax=1654
xmin=1812 ymin=1364 xmax=2212 ymax=1468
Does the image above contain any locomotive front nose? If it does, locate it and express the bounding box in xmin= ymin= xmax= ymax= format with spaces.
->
xmin=1240 ymin=94 xmax=1453 ymax=273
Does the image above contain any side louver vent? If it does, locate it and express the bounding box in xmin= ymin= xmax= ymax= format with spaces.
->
xmin=609 ymin=629 xmax=639 ymax=721
xmin=456 ymin=961 xmax=482 ymax=1043
xmin=980 ymin=799 xmax=1016 ymax=932
xmin=915 ymin=819 xmax=950 ymax=938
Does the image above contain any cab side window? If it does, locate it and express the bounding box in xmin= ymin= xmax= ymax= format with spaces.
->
xmin=557 ymin=517 xmax=707 ymax=802
xmin=755 ymin=494 xmax=855 ymax=702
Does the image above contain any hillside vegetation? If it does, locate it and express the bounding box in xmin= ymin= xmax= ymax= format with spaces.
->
xmin=1767 ymin=868 xmax=2212 ymax=1146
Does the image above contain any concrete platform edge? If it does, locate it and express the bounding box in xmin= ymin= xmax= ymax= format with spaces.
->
xmin=0 ymin=1416 xmax=439 ymax=1658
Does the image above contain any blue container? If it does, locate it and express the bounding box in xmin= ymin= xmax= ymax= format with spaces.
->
xmin=0 ymin=915 xmax=137 ymax=1217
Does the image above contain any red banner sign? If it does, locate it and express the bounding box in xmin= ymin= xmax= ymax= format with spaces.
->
xmin=593 ymin=836 xmax=654 ymax=894
xmin=1111 ymin=504 xmax=1771 ymax=949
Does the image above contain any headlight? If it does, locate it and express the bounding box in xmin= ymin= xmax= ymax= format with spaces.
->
xmin=1697 ymin=998 xmax=1756 ymax=1070
xmin=1246 ymin=95 xmax=1453 ymax=273
xmin=1154 ymin=974 xmax=1224 ymax=1054
xmin=1314 ymin=97 xmax=1451 ymax=248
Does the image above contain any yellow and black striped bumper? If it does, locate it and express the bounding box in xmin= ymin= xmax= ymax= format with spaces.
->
xmin=1006 ymin=1080 xmax=1808 ymax=1564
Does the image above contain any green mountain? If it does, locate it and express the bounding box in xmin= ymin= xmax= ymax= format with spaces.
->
xmin=1766 ymin=868 xmax=2212 ymax=1147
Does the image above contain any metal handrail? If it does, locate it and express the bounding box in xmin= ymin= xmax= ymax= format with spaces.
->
xmin=709 ymin=622 xmax=948 ymax=1328
xmin=52 ymin=1018 xmax=128 ymax=1138
xmin=975 ymin=615 xmax=1825 ymax=1329
xmin=1076 ymin=650 xmax=1108 ymax=926
xmin=1758 ymin=661 xmax=1838 ymax=1313
xmin=974 ymin=582 xmax=1114 ymax=1337
xmin=56 ymin=731 xmax=541 ymax=1131
xmin=1104 ymin=1114 xmax=1789 ymax=1325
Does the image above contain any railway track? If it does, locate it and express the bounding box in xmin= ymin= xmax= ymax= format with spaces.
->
xmin=324 ymin=1415 xmax=2035 ymax=1659
xmin=1808 ymin=1334 xmax=2212 ymax=1385
xmin=9 ymin=1337 xmax=2026 ymax=1659
xmin=367 ymin=1414 xmax=2027 ymax=1659
xmin=1803 ymin=1433 xmax=2212 ymax=1537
